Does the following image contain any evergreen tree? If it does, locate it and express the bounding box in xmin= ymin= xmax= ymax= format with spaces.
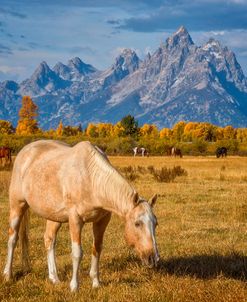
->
xmin=120 ymin=115 xmax=139 ymax=137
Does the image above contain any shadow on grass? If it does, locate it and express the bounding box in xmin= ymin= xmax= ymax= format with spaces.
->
xmin=106 ymin=252 xmax=247 ymax=281
xmin=158 ymin=252 xmax=247 ymax=280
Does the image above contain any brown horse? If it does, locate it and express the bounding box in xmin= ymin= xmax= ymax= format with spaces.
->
xmin=171 ymin=147 xmax=183 ymax=158
xmin=3 ymin=140 xmax=159 ymax=291
xmin=0 ymin=146 xmax=12 ymax=166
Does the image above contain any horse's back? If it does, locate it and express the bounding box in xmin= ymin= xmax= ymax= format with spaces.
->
xmin=10 ymin=140 xmax=70 ymax=199
xmin=11 ymin=140 xmax=100 ymax=189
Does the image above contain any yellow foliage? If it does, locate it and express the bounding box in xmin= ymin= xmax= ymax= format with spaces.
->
xmin=16 ymin=96 xmax=39 ymax=135
xmin=56 ymin=120 xmax=63 ymax=136
xmin=86 ymin=123 xmax=98 ymax=137
xmin=140 ymin=124 xmax=159 ymax=137
xmin=159 ymin=128 xmax=172 ymax=139
xmin=223 ymin=125 xmax=236 ymax=139
xmin=112 ymin=122 xmax=125 ymax=137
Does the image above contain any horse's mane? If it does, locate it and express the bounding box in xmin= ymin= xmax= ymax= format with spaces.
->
xmin=84 ymin=143 xmax=136 ymax=214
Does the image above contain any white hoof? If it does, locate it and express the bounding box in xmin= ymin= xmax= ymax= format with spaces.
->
xmin=49 ymin=277 xmax=60 ymax=284
xmin=3 ymin=270 xmax=11 ymax=281
xmin=70 ymin=280 xmax=79 ymax=292
xmin=92 ymin=279 xmax=100 ymax=288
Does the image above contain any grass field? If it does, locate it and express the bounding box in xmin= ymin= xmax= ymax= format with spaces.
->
xmin=1 ymin=156 xmax=247 ymax=301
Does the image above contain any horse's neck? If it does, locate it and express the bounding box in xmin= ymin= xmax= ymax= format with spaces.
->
xmin=90 ymin=157 xmax=135 ymax=217
xmin=102 ymin=172 xmax=135 ymax=217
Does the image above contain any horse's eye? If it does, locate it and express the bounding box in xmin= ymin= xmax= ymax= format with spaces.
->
xmin=135 ymin=221 xmax=142 ymax=227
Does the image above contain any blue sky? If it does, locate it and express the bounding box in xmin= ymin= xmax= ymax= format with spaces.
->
xmin=0 ymin=0 xmax=247 ymax=82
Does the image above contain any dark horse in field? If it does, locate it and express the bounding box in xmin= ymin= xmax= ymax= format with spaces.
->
xmin=216 ymin=147 xmax=227 ymax=158
xmin=171 ymin=147 xmax=183 ymax=158
xmin=0 ymin=146 xmax=12 ymax=165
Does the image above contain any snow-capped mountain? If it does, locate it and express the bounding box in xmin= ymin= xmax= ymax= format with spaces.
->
xmin=1 ymin=26 xmax=247 ymax=129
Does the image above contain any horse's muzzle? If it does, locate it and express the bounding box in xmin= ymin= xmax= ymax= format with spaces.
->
xmin=142 ymin=253 xmax=160 ymax=268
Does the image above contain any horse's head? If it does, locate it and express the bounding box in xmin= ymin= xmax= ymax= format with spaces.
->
xmin=125 ymin=193 xmax=159 ymax=268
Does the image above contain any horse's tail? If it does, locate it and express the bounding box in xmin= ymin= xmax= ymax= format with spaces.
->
xmin=19 ymin=209 xmax=31 ymax=272
xmin=9 ymin=149 xmax=12 ymax=164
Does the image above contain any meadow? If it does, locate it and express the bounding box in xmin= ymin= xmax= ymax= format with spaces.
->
xmin=1 ymin=155 xmax=247 ymax=301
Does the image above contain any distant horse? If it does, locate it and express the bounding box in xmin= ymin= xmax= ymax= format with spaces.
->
xmin=216 ymin=147 xmax=227 ymax=158
xmin=0 ymin=146 xmax=12 ymax=166
xmin=171 ymin=147 xmax=183 ymax=158
xmin=3 ymin=140 xmax=159 ymax=291
xmin=133 ymin=147 xmax=149 ymax=157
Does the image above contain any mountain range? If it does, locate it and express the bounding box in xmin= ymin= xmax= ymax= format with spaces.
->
xmin=1 ymin=26 xmax=247 ymax=129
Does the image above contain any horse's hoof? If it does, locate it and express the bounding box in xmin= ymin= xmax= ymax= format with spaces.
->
xmin=3 ymin=272 xmax=11 ymax=282
xmin=49 ymin=277 xmax=60 ymax=285
xmin=70 ymin=281 xmax=79 ymax=292
xmin=92 ymin=280 xmax=100 ymax=288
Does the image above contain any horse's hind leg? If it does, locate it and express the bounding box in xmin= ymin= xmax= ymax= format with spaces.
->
xmin=3 ymin=200 xmax=28 ymax=280
xmin=90 ymin=213 xmax=111 ymax=288
xmin=44 ymin=220 xmax=61 ymax=284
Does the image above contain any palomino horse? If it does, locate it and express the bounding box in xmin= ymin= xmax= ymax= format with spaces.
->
xmin=3 ymin=140 xmax=159 ymax=291
xmin=133 ymin=147 xmax=149 ymax=157
xmin=0 ymin=146 xmax=12 ymax=166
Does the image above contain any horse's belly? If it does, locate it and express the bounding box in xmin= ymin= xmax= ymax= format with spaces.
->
xmin=30 ymin=201 xmax=68 ymax=222
xmin=81 ymin=209 xmax=109 ymax=223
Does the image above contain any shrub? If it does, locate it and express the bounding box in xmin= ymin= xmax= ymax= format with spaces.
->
xmin=137 ymin=165 xmax=147 ymax=174
xmin=119 ymin=166 xmax=139 ymax=181
xmin=150 ymin=165 xmax=187 ymax=182
xmin=147 ymin=165 xmax=155 ymax=174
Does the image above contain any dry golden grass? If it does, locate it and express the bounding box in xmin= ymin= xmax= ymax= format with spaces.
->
xmin=1 ymin=156 xmax=247 ymax=301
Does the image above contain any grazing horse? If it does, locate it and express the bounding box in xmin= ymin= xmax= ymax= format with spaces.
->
xmin=3 ymin=140 xmax=159 ymax=291
xmin=133 ymin=147 xmax=149 ymax=157
xmin=0 ymin=146 xmax=12 ymax=166
xmin=216 ymin=147 xmax=227 ymax=158
xmin=171 ymin=147 xmax=183 ymax=158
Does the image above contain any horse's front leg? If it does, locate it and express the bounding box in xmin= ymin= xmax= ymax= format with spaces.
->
xmin=44 ymin=220 xmax=61 ymax=284
xmin=69 ymin=213 xmax=84 ymax=292
xmin=90 ymin=213 xmax=111 ymax=288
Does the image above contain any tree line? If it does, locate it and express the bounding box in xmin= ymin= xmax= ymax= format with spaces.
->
xmin=0 ymin=96 xmax=246 ymax=142
xmin=1 ymin=96 xmax=247 ymax=155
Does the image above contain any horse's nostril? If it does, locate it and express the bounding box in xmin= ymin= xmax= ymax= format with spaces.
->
xmin=148 ymin=255 xmax=154 ymax=267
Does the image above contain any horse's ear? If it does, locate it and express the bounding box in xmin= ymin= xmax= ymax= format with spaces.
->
xmin=133 ymin=192 xmax=139 ymax=205
xmin=149 ymin=194 xmax=157 ymax=207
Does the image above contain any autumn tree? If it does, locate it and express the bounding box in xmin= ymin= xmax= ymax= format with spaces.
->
xmin=0 ymin=120 xmax=15 ymax=134
xmin=97 ymin=123 xmax=113 ymax=137
xmin=140 ymin=124 xmax=159 ymax=138
xmin=112 ymin=122 xmax=124 ymax=137
xmin=160 ymin=127 xmax=172 ymax=139
xmin=56 ymin=120 xmax=63 ymax=136
xmin=223 ymin=125 xmax=236 ymax=139
xmin=172 ymin=121 xmax=186 ymax=141
xmin=86 ymin=123 xmax=98 ymax=137
xmin=16 ymin=96 xmax=39 ymax=135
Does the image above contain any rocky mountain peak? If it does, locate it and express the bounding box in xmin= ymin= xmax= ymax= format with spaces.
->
xmin=202 ymin=38 xmax=224 ymax=53
xmin=53 ymin=62 xmax=71 ymax=80
xmin=0 ymin=26 xmax=247 ymax=129
xmin=165 ymin=25 xmax=194 ymax=50
xmin=0 ymin=80 xmax=19 ymax=92
xmin=113 ymin=48 xmax=140 ymax=73
xmin=68 ymin=57 xmax=83 ymax=69
xmin=32 ymin=61 xmax=52 ymax=80
xmin=67 ymin=57 xmax=97 ymax=75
